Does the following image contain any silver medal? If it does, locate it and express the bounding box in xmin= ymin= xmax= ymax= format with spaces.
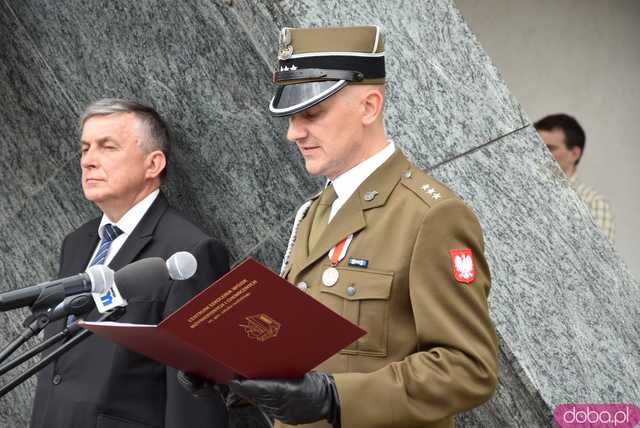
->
xmin=322 ymin=267 xmax=339 ymax=287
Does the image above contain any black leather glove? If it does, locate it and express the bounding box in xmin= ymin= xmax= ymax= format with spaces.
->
xmin=228 ymin=372 xmax=341 ymax=427
xmin=177 ymin=370 xmax=220 ymax=398
xmin=177 ymin=371 xmax=247 ymax=407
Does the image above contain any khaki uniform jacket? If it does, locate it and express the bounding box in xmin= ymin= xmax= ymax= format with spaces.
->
xmin=278 ymin=150 xmax=498 ymax=428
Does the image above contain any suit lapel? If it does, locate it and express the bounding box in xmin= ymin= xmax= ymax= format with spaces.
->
xmin=285 ymin=194 xmax=320 ymax=278
xmin=299 ymin=200 xmax=319 ymax=260
xmin=49 ymin=220 xmax=101 ymax=333
xmin=66 ymin=223 xmax=101 ymax=276
xmin=108 ymin=192 xmax=168 ymax=271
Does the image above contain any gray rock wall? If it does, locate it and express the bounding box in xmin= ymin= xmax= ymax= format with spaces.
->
xmin=1 ymin=0 xmax=637 ymax=427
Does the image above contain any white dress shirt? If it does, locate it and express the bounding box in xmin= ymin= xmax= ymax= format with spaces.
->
xmin=86 ymin=189 xmax=160 ymax=268
xmin=329 ymin=142 xmax=396 ymax=221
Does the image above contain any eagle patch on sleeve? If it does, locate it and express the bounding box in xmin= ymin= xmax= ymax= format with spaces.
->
xmin=449 ymin=249 xmax=476 ymax=284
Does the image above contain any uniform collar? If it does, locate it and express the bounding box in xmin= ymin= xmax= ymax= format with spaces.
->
xmin=331 ymin=142 xmax=395 ymax=203
xmin=355 ymin=147 xmax=412 ymax=210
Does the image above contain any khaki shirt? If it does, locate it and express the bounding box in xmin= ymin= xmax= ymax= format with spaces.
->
xmin=279 ymin=150 xmax=498 ymax=428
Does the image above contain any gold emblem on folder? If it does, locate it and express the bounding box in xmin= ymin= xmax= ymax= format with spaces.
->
xmin=240 ymin=313 xmax=281 ymax=342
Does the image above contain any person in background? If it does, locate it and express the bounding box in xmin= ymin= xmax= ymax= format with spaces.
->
xmin=535 ymin=113 xmax=615 ymax=242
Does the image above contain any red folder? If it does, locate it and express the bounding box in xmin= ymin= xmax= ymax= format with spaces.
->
xmin=80 ymin=258 xmax=366 ymax=383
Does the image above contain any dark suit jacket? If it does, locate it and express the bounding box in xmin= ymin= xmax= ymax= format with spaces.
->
xmin=30 ymin=192 xmax=229 ymax=428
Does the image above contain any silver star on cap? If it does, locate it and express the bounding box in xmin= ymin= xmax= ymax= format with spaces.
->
xmin=427 ymin=188 xmax=435 ymax=195
xmin=421 ymin=184 xmax=430 ymax=191
xmin=433 ymin=193 xmax=441 ymax=200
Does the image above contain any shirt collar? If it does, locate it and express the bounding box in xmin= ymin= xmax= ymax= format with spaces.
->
xmin=98 ymin=189 xmax=160 ymax=239
xmin=331 ymin=141 xmax=396 ymax=201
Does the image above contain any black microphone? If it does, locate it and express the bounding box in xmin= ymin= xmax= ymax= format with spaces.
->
xmin=47 ymin=293 xmax=96 ymax=322
xmin=0 ymin=265 xmax=113 ymax=312
xmin=114 ymin=252 xmax=198 ymax=289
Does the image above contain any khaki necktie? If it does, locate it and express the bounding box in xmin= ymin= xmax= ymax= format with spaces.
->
xmin=308 ymin=184 xmax=338 ymax=250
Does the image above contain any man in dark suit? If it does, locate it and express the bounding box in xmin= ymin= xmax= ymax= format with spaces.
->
xmin=30 ymin=99 xmax=229 ymax=428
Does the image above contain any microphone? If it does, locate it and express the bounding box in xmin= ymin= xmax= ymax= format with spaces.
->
xmin=48 ymin=293 xmax=96 ymax=322
xmin=93 ymin=252 xmax=198 ymax=313
xmin=115 ymin=252 xmax=198 ymax=285
xmin=0 ymin=265 xmax=114 ymax=312
xmin=166 ymin=251 xmax=198 ymax=280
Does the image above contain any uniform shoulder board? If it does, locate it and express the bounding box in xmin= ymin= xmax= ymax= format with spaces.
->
xmin=399 ymin=168 xmax=455 ymax=207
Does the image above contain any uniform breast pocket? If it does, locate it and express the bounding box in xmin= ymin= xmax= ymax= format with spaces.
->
xmin=320 ymin=267 xmax=393 ymax=357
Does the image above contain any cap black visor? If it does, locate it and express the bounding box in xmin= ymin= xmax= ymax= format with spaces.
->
xmin=269 ymin=80 xmax=348 ymax=117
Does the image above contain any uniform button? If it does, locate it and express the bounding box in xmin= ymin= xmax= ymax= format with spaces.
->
xmin=346 ymin=286 xmax=356 ymax=296
xmin=363 ymin=191 xmax=378 ymax=201
xmin=297 ymin=282 xmax=308 ymax=291
xmin=52 ymin=374 xmax=62 ymax=385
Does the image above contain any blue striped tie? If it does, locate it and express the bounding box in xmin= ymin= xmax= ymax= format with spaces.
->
xmin=67 ymin=224 xmax=123 ymax=326
xmin=89 ymin=224 xmax=124 ymax=267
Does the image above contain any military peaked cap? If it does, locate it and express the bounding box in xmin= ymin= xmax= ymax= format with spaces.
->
xmin=270 ymin=25 xmax=385 ymax=116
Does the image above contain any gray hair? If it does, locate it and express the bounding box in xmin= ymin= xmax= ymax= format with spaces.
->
xmin=79 ymin=98 xmax=171 ymax=176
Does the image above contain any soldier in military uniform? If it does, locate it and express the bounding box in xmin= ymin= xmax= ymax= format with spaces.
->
xmin=228 ymin=25 xmax=499 ymax=428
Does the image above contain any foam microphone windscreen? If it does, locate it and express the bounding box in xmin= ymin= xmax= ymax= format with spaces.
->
xmin=166 ymin=252 xmax=198 ymax=280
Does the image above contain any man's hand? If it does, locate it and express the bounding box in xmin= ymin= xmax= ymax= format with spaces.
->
xmin=228 ymin=372 xmax=341 ymax=427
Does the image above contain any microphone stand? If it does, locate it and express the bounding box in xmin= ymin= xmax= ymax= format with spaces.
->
xmin=0 ymin=308 xmax=125 ymax=399
xmin=0 ymin=312 xmax=51 ymax=365
xmin=0 ymin=292 xmax=95 ymax=366
xmin=0 ymin=320 xmax=82 ymax=377
xmin=0 ymin=282 xmax=88 ymax=365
